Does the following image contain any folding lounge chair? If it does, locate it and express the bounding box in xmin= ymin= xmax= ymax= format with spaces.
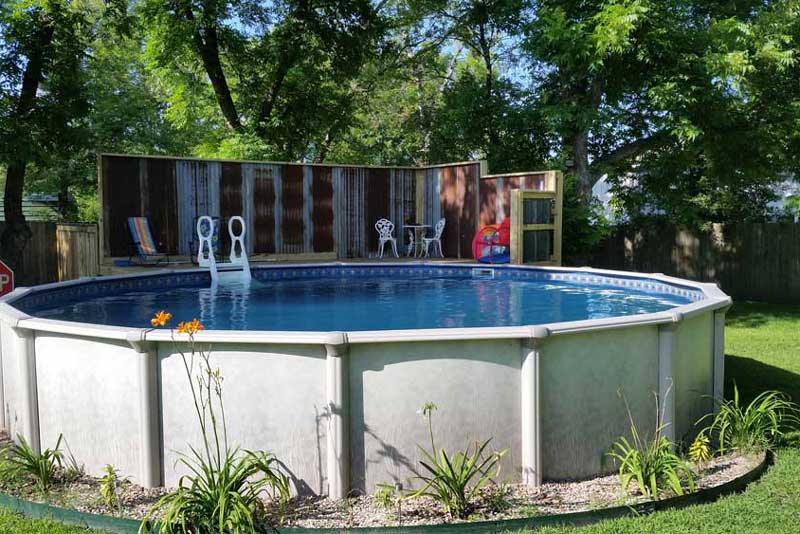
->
xmin=128 ymin=217 xmax=170 ymax=265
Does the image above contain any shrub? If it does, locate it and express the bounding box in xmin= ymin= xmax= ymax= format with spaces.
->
xmin=374 ymin=483 xmax=403 ymax=525
xmin=141 ymin=313 xmax=291 ymax=534
xmin=607 ymin=393 xmax=694 ymax=499
xmin=483 ymin=482 xmax=512 ymax=513
xmin=700 ymin=384 xmax=800 ymax=454
xmin=408 ymin=402 xmax=506 ymax=519
xmin=99 ymin=464 xmax=127 ymax=511
xmin=2 ymin=434 xmax=64 ymax=493
xmin=689 ymin=431 xmax=711 ymax=464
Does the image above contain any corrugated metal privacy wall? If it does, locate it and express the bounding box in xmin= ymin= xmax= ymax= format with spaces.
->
xmin=479 ymin=173 xmax=548 ymax=227
xmin=101 ymin=155 xmax=481 ymax=259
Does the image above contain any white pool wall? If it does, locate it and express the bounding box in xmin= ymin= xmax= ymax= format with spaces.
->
xmin=0 ymin=264 xmax=730 ymax=498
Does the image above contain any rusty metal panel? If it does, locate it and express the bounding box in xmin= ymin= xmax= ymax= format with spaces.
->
xmin=281 ymin=164 xmax=304 ymax=254
xmin=253 ymin=173 xmax=276 ymax=254
xmin=389 ymin=169 xmax=415 ymax=255
xmin=366 ymin=168 xmax=391 ymax=254
xmin=439 ymin=166 xmax=461 ymax=258
xmin=459 ymin=164 xmax=479 ymax=258
xmin=501 ymin=177 xmax=521 ymax=220
xmin=242 ymin=163 xmax=280 ymax=254
xmin=312 ymin=166 xmax=334 ymax=252
xmin=423 ymin=168 xmax=441 ymax=229
xmin=175 ymin=161 xmax=221 ymax=255
xmin=220 ymin=162 xmax=242 ymax=254
xmin=332 ymin=167 xmax=366 ymax=258
xmin=143 ymin=158 xmax=178 ymax=254
xmin=102 ymin=155 xmax=141 ymax=257
xmin=303 ymin=166 xmax=313 ymax=252
xmin=479 ymin=177 xmax=498 ymax=227
xmin=480 ymin=173 xmax=548 ymax=226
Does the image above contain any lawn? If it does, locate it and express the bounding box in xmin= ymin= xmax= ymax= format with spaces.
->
xmin=0 ymin=301 xmax=798 ymax=534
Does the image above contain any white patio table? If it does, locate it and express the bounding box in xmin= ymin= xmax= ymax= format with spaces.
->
xmin=404 ymin=224 xmax=431 ymax=257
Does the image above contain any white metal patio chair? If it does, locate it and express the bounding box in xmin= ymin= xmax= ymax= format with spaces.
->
xmin=375 ymin=218 xmax=399 ymax=258
xmin=423 ymin=218 xmax=446 ymax=258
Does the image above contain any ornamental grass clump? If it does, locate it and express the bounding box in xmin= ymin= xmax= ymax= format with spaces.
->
xmin=141 ymin=312 xmax=291 ymax=534
xmin=699 ymin=384 xmax=800 ymax=454
xmin=607 ymin=391 xmax=694 ymax=499
xmin=408 ymin=402 xmax=506 ymax=519
xmin=1 ymin=434 xmax=64 ymax=494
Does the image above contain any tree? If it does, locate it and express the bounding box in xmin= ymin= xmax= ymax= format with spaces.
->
xmin=140 ymin=0 xmax=384 ymax=161
xmin=0 ymin=1 xmax=102 ymax=269
xmin=523 ymin=0 xmax=800 ymax=222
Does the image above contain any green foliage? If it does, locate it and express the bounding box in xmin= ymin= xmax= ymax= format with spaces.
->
xmin=607 ymin=395 xmax=694 ymax=499
xmin=561 ymin=173 xmax=609 ymax=264
xmin=141 ymin=319 xmax=291 ymax=533
xmin=700 ymin=384 xmax=800 ymax=455
xmin=374 ymin=484 xmax=397 ymax=510
xmin=99 ymin=464 xmax=126 ymax=512
xmin=408 ymin=402 xmax=507 ymax=519
xmin=2 ymin=435 xmax=64 ymax=494
xmin=483 ymin=482 xmax=512 ymax=513
xmin=143 ymin=447 xmax=288 ymax=533
xmin=689 ymin=432 xmax=711 ymax=465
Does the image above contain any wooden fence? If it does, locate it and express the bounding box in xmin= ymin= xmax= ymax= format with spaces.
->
xmin=0 ymin=223 xmax=99 ymax=287
xmin=589 ymin=223 xmax=800 ymax=302
xmin=56 ymin=224 xmax=100 ymax=282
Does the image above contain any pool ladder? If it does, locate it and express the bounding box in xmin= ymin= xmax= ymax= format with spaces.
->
xmin=197 ymin=215 xmax=252 ymax=284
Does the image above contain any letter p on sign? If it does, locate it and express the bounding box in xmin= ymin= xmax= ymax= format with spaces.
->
xmin=0 ymin=260 xmax=14 ymax=297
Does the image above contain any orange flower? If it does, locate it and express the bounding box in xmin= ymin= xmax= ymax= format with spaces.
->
xmin=150 ymin=310 xmax=172 ymax=327
xmin=177 ymin=318 xmax=205 ymax=334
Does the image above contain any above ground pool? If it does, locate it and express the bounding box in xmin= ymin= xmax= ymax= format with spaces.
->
xmin=18 ymin=265 xmax=699 ymax=331
xmin=0 ymin=263 xmax=731 ymax=502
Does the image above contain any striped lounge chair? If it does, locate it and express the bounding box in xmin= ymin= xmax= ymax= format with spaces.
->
xmin=127 ymin=217 xmax=169 ymax=265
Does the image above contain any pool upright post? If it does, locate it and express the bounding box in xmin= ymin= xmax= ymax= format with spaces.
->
xmin=658 ymin=321 xmax=678 ymax=446
xmin=712 ymin=308 xmax=728 ymax=412
xmin=326 ymin=340 xmax=349 ymax=499
xmin=128 ymin=333 xmax=162 ymax=488
xmin=14 ymin=327 xmax=40 ymax=454
xmin=521 ymin=331 xmax=546 ymax=486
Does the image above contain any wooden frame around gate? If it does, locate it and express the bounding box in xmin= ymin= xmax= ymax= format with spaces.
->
xmin=510 ymin=171 xmax=563 ymax=265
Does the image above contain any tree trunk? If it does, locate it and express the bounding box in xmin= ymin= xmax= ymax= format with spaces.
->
xmin=184 ymin=7 xmax=241 ymax=131
xmin=572 ymin=130 xmax=592 ymax=199
xmin=2 ymin=161 xmax=34 ymax=271
xmin=477 ymin=20 xmax=500 ymax=156
xmin=1 ymin=13 xmax=53 ymax=271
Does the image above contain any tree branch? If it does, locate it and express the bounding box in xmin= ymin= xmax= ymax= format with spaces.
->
xmin=183 ymin=5 xmax=241 ymax=131
xmin=591 ymin=130 xmax=672 ymax=171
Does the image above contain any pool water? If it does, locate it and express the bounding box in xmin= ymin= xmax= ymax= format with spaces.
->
xmin=27 ymin=276 xmax=692 ymax=331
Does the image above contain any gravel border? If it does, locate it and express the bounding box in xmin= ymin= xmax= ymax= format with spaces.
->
xmin=0 ymin=431 xmax=763 ymax=530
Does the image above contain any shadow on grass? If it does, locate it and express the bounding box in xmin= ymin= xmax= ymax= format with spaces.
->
xmin=726 ymin=300 xmax=800 ymax=329
xmin=725 ymin=354 xmax=800 ymax=405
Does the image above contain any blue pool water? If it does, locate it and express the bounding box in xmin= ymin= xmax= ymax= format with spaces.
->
xmin=26 ymin=275 xmax=694 ymax=331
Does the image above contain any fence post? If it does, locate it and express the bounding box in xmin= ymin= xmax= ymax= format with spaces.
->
xmin=552 ymin=171 xmax=563 ymax=266
xmin=510 ymin=189 xmax=522 ymax=264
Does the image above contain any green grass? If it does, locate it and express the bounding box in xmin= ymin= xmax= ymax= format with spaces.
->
xmin=0 ymin=300 xmax=798 ymax=533
xmin=0 ymin=508 xmax=102 ymax=533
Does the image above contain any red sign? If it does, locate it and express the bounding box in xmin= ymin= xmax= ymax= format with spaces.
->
xmin=0 ymin=260 xmax=14 ymax=297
